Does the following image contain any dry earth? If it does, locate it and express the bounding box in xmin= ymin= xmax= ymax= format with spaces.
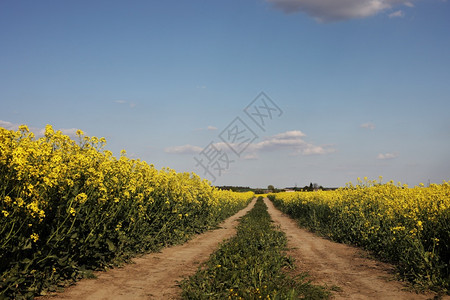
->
xmin=41 ymin=198 xmax=256 ymax=300
xmin=40 ymin=197 xmax=447 ymax=300
xmin=264 ymin=197 xmax=445 ymax=300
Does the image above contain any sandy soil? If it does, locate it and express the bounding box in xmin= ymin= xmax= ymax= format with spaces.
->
xmin=263 ymin=197 xmax=445 ymax=300
xmin=40 ymin=197 xmax=446 ymax=300
xmin=41 ymin=198 xmax=256 ymax=300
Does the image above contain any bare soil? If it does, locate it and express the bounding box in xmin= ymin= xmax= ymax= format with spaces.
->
xmin=264 ymin=197 xmax=445 ymax=300
xmin=41 ymin=198 xmax=256 ymax=300
xmin=40 ymin=197 xmax=447 ymax=300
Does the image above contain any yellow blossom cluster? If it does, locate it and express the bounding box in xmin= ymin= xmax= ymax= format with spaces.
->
xmin=0 ymin=124 xmax=254 ymax=298
xmin=268 ymin=177 xmax=450 ymax=289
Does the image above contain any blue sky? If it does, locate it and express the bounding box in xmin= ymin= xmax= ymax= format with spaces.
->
xmin=1 ymin=0 xmax=449 ymax=188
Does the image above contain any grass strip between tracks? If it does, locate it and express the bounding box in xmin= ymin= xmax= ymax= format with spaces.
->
xmin=181 ymin=197 xmax=329 ymax=299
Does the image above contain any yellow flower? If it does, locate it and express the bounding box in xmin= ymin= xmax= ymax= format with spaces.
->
xmin=15 ymin=197 xmax=24 ymax=207
xmin=75 ymin=193 xmax=88 ymax=204
xmin=45 ymin=124 xmax=54 ymax=136
xmin=2 ymin=210 xmax=9 ymax=217
xmin=3 ymin=196 xmax=12 ymax=205
xmin=18 ymin=124 xmax=29 ymax=132
xmin=27 ymin=201 xmax=41 ymax=217
xmin=30 ymin=233 xmax=39 ymax=242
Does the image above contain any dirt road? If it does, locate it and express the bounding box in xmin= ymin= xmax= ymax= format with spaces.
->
xmin=42 ymin=197 xmax=445 ymax=299
xmin=264 ymin=198 xmax=441 ymax=300
xmin=43 ymin=199 xmax=256 ymax=300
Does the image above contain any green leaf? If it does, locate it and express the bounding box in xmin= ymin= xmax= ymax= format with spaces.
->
xmin=22 ymin=241 xmax=32 ymax=250
xmin=106 ymin=239 xmax=115 ymax=252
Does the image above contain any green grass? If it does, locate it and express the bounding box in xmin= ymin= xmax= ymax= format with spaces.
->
xmin=181 ymin=197 xmax=329 ymax=299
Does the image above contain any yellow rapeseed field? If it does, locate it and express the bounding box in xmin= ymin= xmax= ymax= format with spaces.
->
xmin=269 ymin=177 xmax=450 ymax=290
xmin=0 ymin=125 xmax=253 ymax=298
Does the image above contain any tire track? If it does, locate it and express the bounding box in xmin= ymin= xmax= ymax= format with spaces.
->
xmin=264 ymin=198 xmax=443 ymax=300
xmin=40 ymin=198 xmax=256 ymax=300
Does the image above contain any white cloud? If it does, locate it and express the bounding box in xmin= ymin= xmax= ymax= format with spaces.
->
xmin=0 ymin=120 xmax=17 ymax=130
xmin=166 ymin=130 xmax=335 ymax=157
xmin=247 ymin=130 xmax=334 ymax=155
xmin=0 ymin=120 xmax=83 ymax=139
xmin=114 ymin=100 xmax=136 ymax=108
xmin=272 ymin=130 xmax=306 ymax=139
xmin=60 ymin=128 xmax=80 ymax=137
xmin=377 ymin=152 xmax=398 ymax=159
xmin=267 ymin=0 xmax=417 ymax=22
xmin=302 ymin=144 xmax=333 ymax=155
xmin=230 ymin=130 xmax=333 ymax=156
xmin=360 ymin=122 xmax=375 ymax=130
xmin=389 ymin=10 xmax=404 ymax=17
xmin=248 ymin=130 xmax=307 ymax=152
xmin=165 ymin=144 xmax=203 ymax=155
xmin=243 ymin=153 xmax=259 ymax=160
xmin=194 ymin=125 xmax=219 ymax=131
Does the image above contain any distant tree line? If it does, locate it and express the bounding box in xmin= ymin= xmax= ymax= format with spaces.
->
xmin=215 ymin=186 xmax=254 ymax=193
xmin=216 ymin=183 xmax=337 ymax=194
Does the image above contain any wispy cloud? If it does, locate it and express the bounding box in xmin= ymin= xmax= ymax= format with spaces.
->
xmin=59 ymin=128 xmax=80 ymax=137
xmin=249 ymin=130 xmax=307 ymax=152
xmin=0 ymin=120 xmax=17 ymax=130
xmin=114 ymin=100 xmax=136 ymax=108
xmin=360 ymin=122 xmax=375 ymax=130
xmin=389 ymin=10 xmax=404 ymax=18
xmin=0 ymin=120 xmax=83 ymax=138
xmin=195 ymin=125 xmax=218 ymax=131
xmin=267 ymin=0 xmax=417 ymax=22
xmin=243 ymin=153 xmax=259 ymax=160
xmin=164 ymin=144 xmax=203 ymax=155
xmin=377 ymin=152 xmax=398 ymax=159
xmin=246 ymin=130 xmax=334 ymax=156
xmin=166 ymin=130 xmax=335 ymax=158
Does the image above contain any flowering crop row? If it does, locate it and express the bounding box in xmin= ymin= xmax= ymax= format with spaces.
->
xmin=0 ymin=125 xmax=254 ymax=299
xmin=268 ymin=178 xmax=449 ymax=291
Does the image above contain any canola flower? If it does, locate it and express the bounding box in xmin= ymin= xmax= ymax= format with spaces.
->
xmin=269 ymin=178 xmax=450 ymax=290
xmin=0 ymin=124 xmax=254 ymax=298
